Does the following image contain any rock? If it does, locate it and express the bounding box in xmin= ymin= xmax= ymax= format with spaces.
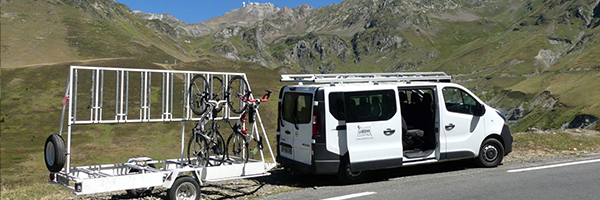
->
xmin=211 ymin=44 xmax=239 ymax=61
xmin=292 ymin=40 xmax=313 ymax=69
xmin=213 ymin=26 xmax=244 ymax=43
xmin=561 ymin=114 xmax=599 ymax=129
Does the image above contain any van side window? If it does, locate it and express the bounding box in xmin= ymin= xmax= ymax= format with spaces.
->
xmin=329 ymin=92 xmax=345 ymax=120
xmin=344 ymin=90 xmax=396 ymax=123
xmin=398 ymin=88 xmax=435 ymax=130
xmin=442 ymin=87 xmax=478 ymax=115
xmin=282 ymin=92 xmax=313 ymax=124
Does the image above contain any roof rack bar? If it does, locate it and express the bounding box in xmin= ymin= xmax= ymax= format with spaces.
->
xmin=280 ymin=72 xmax=451 ymax=83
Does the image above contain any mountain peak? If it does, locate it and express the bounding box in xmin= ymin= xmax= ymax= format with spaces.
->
xmin=132 ymin=11 xmax=184 ymax=25
xmin=202 ymin=2 xmax=280 ymax=26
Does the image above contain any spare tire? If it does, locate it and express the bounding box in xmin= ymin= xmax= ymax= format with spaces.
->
xmin=45 ymin=134 xmax=66 ymax=172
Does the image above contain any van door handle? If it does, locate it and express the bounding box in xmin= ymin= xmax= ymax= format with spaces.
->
xmin=445 ymin=123 xmax=455 ymax=131
xmin=383 ymin=128 xmax=395 ymax=136
xmin=336 ymin=125 xmax=346 ymax=130
xmin=285 ymin=130 xmax=291 ymax=134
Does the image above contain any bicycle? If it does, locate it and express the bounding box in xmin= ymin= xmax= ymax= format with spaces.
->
xmin=188 ymin=74 xmax=255 ymax=165
xmin=225 ymin=89 xmax=271 ymax=163
xmin=188 ymin=74 xmax=227 ymax=167
xmin=187 ymin=96 xmax=226 ymax=167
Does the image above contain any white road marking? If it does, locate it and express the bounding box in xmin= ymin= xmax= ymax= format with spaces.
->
xmin=507 ymin=158 xmax=600 ymax=173
xmin=321 ymin=192 xmax=377 ymax=200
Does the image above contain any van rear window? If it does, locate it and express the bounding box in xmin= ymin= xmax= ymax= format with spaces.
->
xmin=282 ymin=92 xmax=313 ymax=124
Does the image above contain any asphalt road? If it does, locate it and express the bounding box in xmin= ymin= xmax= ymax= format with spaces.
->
xmin=261 ymin=156 xmax=600 ymax=200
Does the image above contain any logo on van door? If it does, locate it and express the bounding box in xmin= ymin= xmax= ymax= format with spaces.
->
xmin=357 ymin=125 xmax=373 ymax=140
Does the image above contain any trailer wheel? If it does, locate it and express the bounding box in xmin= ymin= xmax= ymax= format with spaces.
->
xmin=337 ymin=155 xmax=369 ymax=184
xmin=126 ymin=164 xmax=156 ymax=197
xmin=126 ymin=187 xmax=153 ymax=198
xmin=475 ymin=138 xmax=504 ymax=167
xmin=168 ymin=176 xmax=200 ymax=200
xmin=44 ymin=134 xmax=66 ymax=172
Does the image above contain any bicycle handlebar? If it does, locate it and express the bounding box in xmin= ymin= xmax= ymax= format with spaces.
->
xmin=244 ymin=90 xmax=271 ymax=103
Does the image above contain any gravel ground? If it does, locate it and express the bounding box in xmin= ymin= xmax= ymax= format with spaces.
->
xmin=70 ymin=169 xmax=319 ymax=200
xmin=72 ymin=129 xmax=600 ymax=200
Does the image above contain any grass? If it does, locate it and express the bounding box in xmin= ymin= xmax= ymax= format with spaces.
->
xmin=512 ymin=130 xmax=600 ymax=153
xmin=0 ymin=58 xmax=284 ymax=199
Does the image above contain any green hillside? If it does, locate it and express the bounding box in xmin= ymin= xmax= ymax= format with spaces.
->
xmin=0 ymin=0 xmax=196 ymax=68
xmin=0 ymin=58 xmax=285 ymax=199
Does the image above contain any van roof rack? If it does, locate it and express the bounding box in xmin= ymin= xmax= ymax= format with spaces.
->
xmin=280 ymin=72 xmax=451 ymax=84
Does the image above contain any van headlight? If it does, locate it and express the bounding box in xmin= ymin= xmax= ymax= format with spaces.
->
xmin=496 ymin=110 xmax=507 ymax=122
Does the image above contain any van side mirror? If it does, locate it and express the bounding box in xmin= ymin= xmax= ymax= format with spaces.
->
xmin=474 ymin=103 xmax=486 ymax=116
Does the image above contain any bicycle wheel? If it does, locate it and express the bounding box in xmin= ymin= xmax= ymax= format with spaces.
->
xmin=205 ymin=129 xmax=225 ymax=166
xmin=187 ymin=133 xmax=209 ymax=167
xmin=189 ymin=74 xmax=209 ymax=115
xmin=246 ymin=134 xmax=263 ymax=161
xmin=226 ymin=132 xmax=248 ymax=163
xmin=227 ymin=75 xmax=250 ymax=114
xmin=211 ymin=76 xmax=225 ymax=112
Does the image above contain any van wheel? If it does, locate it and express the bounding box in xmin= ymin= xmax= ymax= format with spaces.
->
xmin=44 ymin=134 xmax=66 ymax=172
xmin=337 ymin=156 xmax=369 ymax=184
xmin=475 ymin=138 xmax=504 ymax=167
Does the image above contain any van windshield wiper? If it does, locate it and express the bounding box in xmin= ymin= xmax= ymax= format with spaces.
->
xmin=293 ymin=116 xmax=299 ymax=130
xmin=293 ymin=98 xmax=299 ymax=130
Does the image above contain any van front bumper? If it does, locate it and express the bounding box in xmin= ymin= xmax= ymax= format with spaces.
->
xmin=501 ymin=124 xmax=513 ymax=155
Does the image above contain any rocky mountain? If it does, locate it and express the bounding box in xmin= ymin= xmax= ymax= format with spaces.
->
xmin=2 ymin=0 xmax=599 ymax=131
xmin=133 ymin=2 xmax=280 ymax=37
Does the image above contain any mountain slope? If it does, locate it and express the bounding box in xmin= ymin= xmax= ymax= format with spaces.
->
xmin=173 ymin=0 xmax=599 ymax=131
xmin=2 ymin=0 xmax=599 ymax=128
xmin=134 ymin=2 xmax=281 ymax=37
xmin=1 ymin=0 xmax=195 ymax=68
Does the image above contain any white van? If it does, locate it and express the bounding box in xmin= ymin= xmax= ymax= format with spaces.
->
xmin=275 ymin=72 xmax=512 ymax=183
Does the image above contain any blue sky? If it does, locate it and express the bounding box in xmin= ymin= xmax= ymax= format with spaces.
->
xmin=115 ymin=0 xmax=344 ymax=24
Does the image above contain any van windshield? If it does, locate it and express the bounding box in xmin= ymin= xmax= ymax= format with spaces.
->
xmin=282 ymin=92 xmax=313 ymax=124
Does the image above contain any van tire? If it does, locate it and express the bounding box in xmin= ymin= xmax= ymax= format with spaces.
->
xmin=337 ymin=155 xmax=369 ymax=184
xmin=475 ymin=138 xmax=504 ymax=167
xmin=44 ymin=134 xmax=66 ymax=172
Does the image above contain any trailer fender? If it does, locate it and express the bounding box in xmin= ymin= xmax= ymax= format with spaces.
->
xmin=163 ymin=169 xmax=203 ymax=189
xmin=163 ymin=171 xmax=185 ymax=188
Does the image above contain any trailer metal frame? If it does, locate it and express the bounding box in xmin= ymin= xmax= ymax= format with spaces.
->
xmin=48 ymin=66 xmax=276 ymax=196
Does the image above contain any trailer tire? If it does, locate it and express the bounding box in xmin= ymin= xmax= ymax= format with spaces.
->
xmin=337 ymin=155 xmax=369 ymax=184
xmin=168 ymin=176 xmax=200 ymax=200
xmin=126 ymin=187 xmax=153 ymax=198
xmin=475 ymin=138 xmax=504 ymax=167
xmin=126 ymin=164 xmax=156 ymax=197
xmin=44 ymin=134 xmax=66 ymax=172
